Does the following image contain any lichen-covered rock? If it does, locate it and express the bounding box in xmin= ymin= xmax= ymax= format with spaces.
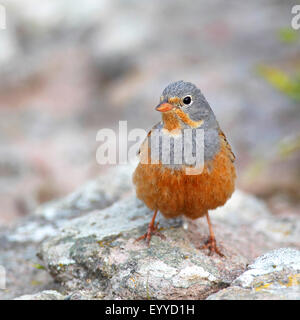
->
xmin=38 ymin=190 xmax=299 ymax=300
xmin=38 ymin=195 xmax=250 ymax=299
xmin=3 ymin=171 xmax=300 ymax=300
xmin=0 ymin=165 xmax=135 ymax=300
xmin=3 ymin=166 xmax=299 ymax=300
xmin=207 ymin=248 xmax=300 ymax=300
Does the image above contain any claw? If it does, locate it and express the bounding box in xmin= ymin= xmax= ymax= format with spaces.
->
xmin=136 ymin=211 xmax=166 ymax=245
xmin=201 ymin=236 xmax=224 ymax=257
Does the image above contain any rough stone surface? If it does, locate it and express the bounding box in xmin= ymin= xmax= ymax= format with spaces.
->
xmin=0 ymin=218 xmax=63 ymax=300
xmin=37 ymin=189 xmax=300 ymax=300
xmin=35 ymin=164 xmax=135 ymax=221
xmin=207 ymin=248 xmax=300 ymax=300
xmin=14 ymin=290 xmax=65 ymax=300
xmin=1 ymin=161 xmax=300 ymax=300
xmin=38 ymin=196 xmax=245 ymax=300
xmin=0 ymin=164 xmax=134 ymax=300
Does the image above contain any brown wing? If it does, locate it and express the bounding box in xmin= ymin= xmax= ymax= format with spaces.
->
xmin=219 ymin=129 xmax=235 ymax=163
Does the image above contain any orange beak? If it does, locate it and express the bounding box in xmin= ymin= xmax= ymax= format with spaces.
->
xmin=155 ymin=102 xmax=174 ymax=112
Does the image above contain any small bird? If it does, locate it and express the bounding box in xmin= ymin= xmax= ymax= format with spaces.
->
xmin=133 ymin=81 xmax=236 ymax=256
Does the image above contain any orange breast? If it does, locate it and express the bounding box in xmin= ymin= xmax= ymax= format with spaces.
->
xmin=133 ymin=136 xmax=236 ymax=219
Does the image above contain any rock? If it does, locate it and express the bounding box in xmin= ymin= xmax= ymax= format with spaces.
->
xmin=35 ymin=164 xmax=135 ymax=221
xmin=253 ymin=217 xmax=300 ymax=244
xmin=38 ymin=195 xmax=247 ymax=299
xmin=6 ymin=221 xmax=58 ymax=243
xmin=2 ymin=160 xmax=299 ymax=300
xmin=14 ymin=290 xmax=65 ymax=300
xmin=212 ymin=189 xmax=271 ymax=225
xmin=0 ymin=218 xmax=63 ymax=300
xmin=207 ymin=190 xmax=300 ymax=258
xmin=0 ymin=164 xmax=135 ymax=300
xmin=38 ymin=189 xmax=300 ymax=300
xmin=207 ymin=248 xmax=300 ymax=300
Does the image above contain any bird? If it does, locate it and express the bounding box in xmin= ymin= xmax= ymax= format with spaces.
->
xmin=133 ymin=80 xmax=236 ymax=256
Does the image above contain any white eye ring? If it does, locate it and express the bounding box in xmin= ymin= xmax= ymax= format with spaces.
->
xmin=182 ymin=95 xmax=193 ymax=105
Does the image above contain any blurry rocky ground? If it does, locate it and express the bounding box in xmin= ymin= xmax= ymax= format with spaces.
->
xmin=0 ymin=0 xmax=299 ymax=225
xmin=0 ymin=0 xmax=300 ymax=300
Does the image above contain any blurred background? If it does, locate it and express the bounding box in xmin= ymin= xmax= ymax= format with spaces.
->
xmin=0 ymin=0 xmax=299 ymax=226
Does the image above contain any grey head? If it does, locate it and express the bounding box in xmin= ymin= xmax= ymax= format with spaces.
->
xmin=152 ymin=80 xmax=221 ymax=165
xmin=160 ymin=80 xmax=219 ymax=130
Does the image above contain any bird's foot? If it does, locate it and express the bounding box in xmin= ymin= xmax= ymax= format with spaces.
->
xmin=136 ymin=222 xmax=166 ymax=246
xmin=201 ymin=236 xmax=224 ymax=257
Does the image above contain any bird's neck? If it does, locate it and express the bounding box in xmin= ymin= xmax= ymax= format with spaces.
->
xmin=162 ymin=112 xmax=182 ymax=131
xmin=162 ymin=110 xmax=204 ymax=132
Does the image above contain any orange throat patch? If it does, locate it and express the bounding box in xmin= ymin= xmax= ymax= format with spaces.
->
xmin=162 ymin=109 xmax=203 ymax=132
xmin=162 ymin=112 xmax=181 ymax=131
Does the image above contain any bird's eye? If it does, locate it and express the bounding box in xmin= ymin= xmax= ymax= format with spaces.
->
xmin=182 ymin=95 xmax=192 ymax=105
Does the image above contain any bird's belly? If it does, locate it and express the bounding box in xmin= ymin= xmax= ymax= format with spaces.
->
xmin=133 ymin=145 xmax=236 ymax=219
